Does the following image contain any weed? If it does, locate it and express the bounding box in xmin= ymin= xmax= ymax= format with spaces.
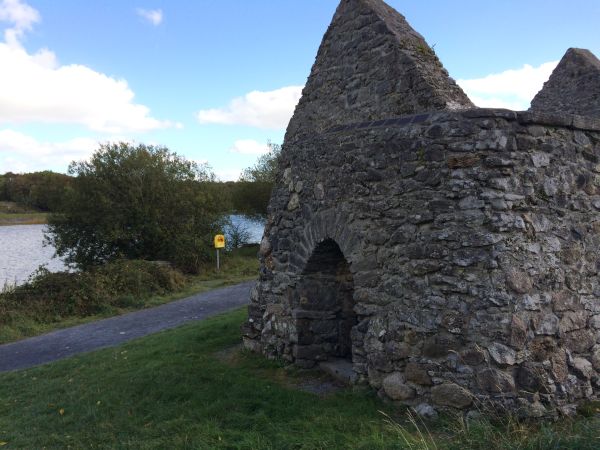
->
xmin=415 ymin=43 xmax=435 ymax=58
xmin=382 ymin=409 xmax=438 ymax=450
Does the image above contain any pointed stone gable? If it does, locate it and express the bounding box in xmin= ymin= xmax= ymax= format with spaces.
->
xmin=284 ymin=0 xmax=473 ymax=142
xmin=530 ymin=48 xmax=600 ymax=118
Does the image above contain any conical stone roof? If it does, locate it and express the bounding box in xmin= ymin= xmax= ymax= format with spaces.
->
xmin=530 ymin=48 xmax=600 ymax=118
xmin=285 ymin=0 xmax=473 ymax=142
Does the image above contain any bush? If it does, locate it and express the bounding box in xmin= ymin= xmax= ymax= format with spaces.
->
xmin=46 ymin=143 xmax=224 ymax=273
xmin=223 ymin=218 xmax=251 ymax=251
xmin=0 ymin=261 xmax=186 ymax=325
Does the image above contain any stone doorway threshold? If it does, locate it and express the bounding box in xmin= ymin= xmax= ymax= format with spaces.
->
xmin=318 ymin=358 xmax=357 ymax=385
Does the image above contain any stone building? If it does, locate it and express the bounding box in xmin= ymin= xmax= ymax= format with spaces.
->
xmin=243 ymin=0 xmax=600 ymax=417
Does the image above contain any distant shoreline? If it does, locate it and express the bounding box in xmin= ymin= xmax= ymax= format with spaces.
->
xmin=0 ymin=213 xmax=48 ymax=226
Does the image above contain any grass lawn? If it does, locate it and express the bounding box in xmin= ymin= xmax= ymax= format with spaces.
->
xmin=1 ymin=309 xmax=600 ymax=449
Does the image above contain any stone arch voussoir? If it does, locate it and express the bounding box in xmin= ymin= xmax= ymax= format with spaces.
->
xmin=293 ymin=209 xmax=364 ymax=276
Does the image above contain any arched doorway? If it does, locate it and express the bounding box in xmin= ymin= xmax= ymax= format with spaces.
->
xmin=294 ymin=239 xmax=356 ymax=366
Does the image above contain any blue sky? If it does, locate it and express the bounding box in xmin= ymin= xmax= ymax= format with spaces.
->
xmin=1 ymin=0 xmax=599 ymax=179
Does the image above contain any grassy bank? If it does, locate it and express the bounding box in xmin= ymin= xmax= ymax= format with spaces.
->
xmin=0 ymin=201 xmax=48 ymax=225
xmin=0 ymin=308 xmax=599 ymax=449
xmin=0 ymin=212 xmax=48 ymax=225
xmin=0 ymin=245 xmax=259 ymax=344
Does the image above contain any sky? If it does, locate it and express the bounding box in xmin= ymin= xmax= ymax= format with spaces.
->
xmin=0 ymin=0 xmax=599 ymax=180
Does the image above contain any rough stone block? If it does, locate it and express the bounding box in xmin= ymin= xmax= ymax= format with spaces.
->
xmin=431 ymin=383 xmax=473 ymax=409
xmin=533 ymin=313 xmax=559 ymax=336
xmin=477 ymin=368 xmax=516 ymax=393
xmin=559 ymin=311 xmax=589 ymax=334
xmin=506 ymin=269 xmax=533 ymax=294
xmin=382 ymin=372 xmax=415 ymax=401
xmin=488 ymin=342 xmax=517 ymax=366
xmin=405 ymin=362 xmax=433 ymax=386
xmin=412 ymin=403 xmax=438 ymax=420
xmin=516 ymin=362 xmax=551 ymax=393
xmin=570 ymin=357 xmax=594 ymax=380
xmin=563 ymin=329 xmax=595 ymax=353
xmin=509 ymin=315 xmax=527 ymax=350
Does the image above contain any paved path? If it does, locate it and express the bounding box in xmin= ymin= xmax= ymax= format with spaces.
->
xmin=0 ymin=281 xmax=254 ymax=373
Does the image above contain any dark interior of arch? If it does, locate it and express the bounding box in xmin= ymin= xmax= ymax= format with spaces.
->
xmin=294 ymin=239 xmax=356 ymax=365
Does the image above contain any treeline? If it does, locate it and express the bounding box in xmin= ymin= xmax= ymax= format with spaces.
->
xmin=0 ymin=143 xmax=280 ymax=218
xmin=215 ymin=181 xmax=272 ymax=218
xmin=223 ymin=142 xmax=280 ymax=218
xmin=0 ymin=171 xmax=71 ymax=211
xmin=0 ymin=173 xmax=274 ymax=218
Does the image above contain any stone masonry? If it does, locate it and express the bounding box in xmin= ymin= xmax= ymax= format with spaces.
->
xmin=531 ymin=48 xmax=600 ymax=119
xmin=243 ymin=0 xmax=600 ymax=418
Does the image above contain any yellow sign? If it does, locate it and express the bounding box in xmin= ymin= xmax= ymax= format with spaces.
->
xmin=214 ymin=234 xmax=226 ymax=249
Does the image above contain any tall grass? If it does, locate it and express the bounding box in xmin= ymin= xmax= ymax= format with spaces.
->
xmin=0 ymin=260 xmax=185 ymax=329
xmin=382 ymin=409 xmax=438 ymax=450
xmin=383 ymin=403 xmax=600 ymax=450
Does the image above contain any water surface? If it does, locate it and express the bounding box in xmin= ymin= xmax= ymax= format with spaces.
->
xmin=228 ymin=215 xmax=264 ymax=244
xmin=0 ymin=216 xmax=265 ymax=287
xmin=0 ymin=225 xmax=67 ymax=287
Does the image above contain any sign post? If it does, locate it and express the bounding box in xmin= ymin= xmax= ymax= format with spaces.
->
xmin=214 ymin=234 xmax=225 ymax=271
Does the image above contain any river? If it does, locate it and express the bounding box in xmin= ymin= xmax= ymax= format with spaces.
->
xmin=0 ymin=216 xmax=265 ymax=288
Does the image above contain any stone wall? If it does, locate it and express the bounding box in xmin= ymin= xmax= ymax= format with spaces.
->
xmin=243 ymin=0 xmax=600 ymax=418
xmin=244 ymin=109 xmax=600 ymax=416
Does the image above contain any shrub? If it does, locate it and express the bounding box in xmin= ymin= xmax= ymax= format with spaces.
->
xmin=46 ymin=142 xmax=225 ymax=273
xmin=0 ymin=261 xmax=186 ymax=325
xmin=223 ymin=218 xmax=251 ymax=251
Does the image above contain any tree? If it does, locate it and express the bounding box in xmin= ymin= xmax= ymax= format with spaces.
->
xmin=239 ymin=141 xmax=281 ymax=184
xmin=223 ymin=218 xmax=251 ymax=251
xmin=46 ymin=142 xmax=224 ymax=273
xmin=26 ymin=171 xmax=72 ymax=211
xmin=0 ymin=171 xmax=71 ymax=211
xmin=231 ymin=142 xmax=281 ymax=218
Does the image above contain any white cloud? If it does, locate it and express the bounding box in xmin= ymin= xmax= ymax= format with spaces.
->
xmin=197 ymin=62 xmax=557 ymax=131
xmin=136 ymin=8 xmax=163 ymax=26
xmin=0 ymin=129 xmax=100 ymax=172
xmin=458 ymin=61 xmax=558 ymax=110
xmin=0 ymin=1 xmax=174 ymax=134
xmin=0 ymin=0 xmax=40 ymax=47
xmin=197 ymin=85 xmax=303 ymax=129
xmin=229 ymin=139 xmax=270 ymax=155
xmin=0 ymin=41 xmax=176 ymax=133
xmin=214 ymin=168 xmax=242 ymax=182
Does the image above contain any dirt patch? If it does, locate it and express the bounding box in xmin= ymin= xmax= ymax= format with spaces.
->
xmin=215 ymin=344 xmax=346 ymax=397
